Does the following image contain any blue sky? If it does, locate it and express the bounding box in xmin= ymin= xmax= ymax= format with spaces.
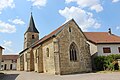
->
xmin=0 ymin=0 xmax=120 ymax=54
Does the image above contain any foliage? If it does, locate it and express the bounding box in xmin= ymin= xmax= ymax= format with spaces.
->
xmin=94 ymin=54 xmax=120 ymax=71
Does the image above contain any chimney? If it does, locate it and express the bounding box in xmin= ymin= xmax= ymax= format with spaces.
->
xmin=108 ymin=28 xmax=112 ymax=34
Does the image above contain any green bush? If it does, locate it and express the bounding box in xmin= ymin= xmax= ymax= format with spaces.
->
xmin=94 ymin=54 xmax=120 ymax=71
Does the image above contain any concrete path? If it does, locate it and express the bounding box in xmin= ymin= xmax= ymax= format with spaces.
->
xmin=0 ymin=71 xmax=120 ymax=80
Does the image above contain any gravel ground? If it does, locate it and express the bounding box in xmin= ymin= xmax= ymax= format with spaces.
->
xmin=0 ymin=71 xmax=120 ymax=80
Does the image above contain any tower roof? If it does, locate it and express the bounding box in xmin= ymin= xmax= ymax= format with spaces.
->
xmin=25 ymin=13 xmax=39 ymax=33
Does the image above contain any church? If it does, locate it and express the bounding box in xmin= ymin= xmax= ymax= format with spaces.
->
xmin=17 ymin=13 xmax=92 ymax=75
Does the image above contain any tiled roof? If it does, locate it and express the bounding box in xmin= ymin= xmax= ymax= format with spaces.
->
xmin=84 ymin=32 xmax=120 ymax=44
xmin=32 ymin=25 xmax=63 ymax=48
xmin=2 ymin=55 xmax=18 ymax=60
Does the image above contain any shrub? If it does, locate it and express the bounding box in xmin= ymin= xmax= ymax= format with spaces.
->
xmin=94 ymin=54 xmax=120 ymax=71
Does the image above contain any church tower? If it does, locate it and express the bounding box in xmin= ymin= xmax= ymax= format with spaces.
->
xmin=24 ymin=13 xmax=39 ymax=49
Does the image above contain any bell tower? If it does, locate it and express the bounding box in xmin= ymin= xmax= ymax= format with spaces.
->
xmin=24 ymin=13 xmax=39 ymax=49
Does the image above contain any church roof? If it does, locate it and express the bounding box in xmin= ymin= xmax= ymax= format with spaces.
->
xmin=25 ymin=13 xmax=39 ymax=33
xmin=0 ymin=46 xmax=4 ymax=49
xmin=19 ymin=19 xmax=86 ymax=54
xmin=84 ymin=32 xmax=120 ymax=44
xmin=32 ymin=19 xmax=86 ymax=48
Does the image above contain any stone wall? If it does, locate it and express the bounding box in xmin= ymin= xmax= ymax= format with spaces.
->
xmin=19 ymin=54 xmax=24 ymax=71
xmin=17 ymin=57 xmax=20 ymax=70
xmin=0 ymin=48 xmax=2 ymax=69
xmin=24 ymin=32 xmax=39 ymax=49
xmin=56 ymin=21 xmax=92 ymax=74
xmin=42 ymin=39 xmax=56 ymax=74
xmin=33 ymin=45 xmax=43 ymax=73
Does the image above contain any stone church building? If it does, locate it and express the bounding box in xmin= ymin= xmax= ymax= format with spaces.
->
xmin=17 ymin=14 xmax=92 ymax=75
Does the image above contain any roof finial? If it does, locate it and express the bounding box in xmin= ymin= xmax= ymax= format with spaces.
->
xmin=108 ymin=28 xmax=112 ymax=34
xmin=30 ymin=6 xmax=33 ymax=15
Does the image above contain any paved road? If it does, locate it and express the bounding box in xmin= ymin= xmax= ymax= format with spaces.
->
xmin=0 ymin=71 xmax=120 ymax=80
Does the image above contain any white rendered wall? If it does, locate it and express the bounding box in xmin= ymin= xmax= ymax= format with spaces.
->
xmin=87 ymin=41 xmax=97 ymax=56
xmin=1 ymin=60 xmax=17 ymax=70
xmin=97 ymin=44 xmax=120 ymax=56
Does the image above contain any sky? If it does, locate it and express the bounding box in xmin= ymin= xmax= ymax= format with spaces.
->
xmin=0 ymin=0 xmax=120 ymax=55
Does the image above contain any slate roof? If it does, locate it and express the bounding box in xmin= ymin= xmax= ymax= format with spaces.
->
xmin=2 ymin=55 xmax=18 ymax=60
xmin=25 ymin=13 xmax=39 ymax=33
xmin=84 ymin=32 xmax=120 ymax=44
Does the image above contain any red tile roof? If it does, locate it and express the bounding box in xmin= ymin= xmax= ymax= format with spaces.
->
xmin=84 ymin=32 xmax=120 ymax=44
xmin=2 ymin=55 xmax=18 ymax=60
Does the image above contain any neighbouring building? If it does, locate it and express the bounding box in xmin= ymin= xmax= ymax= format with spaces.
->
xmin=0 ymin=46 xmax=4 ymax=70
xmin=1 ymin=55 xmax=18 ymax=70
xmin=17 ymin=13 xmax=92 ymax=75
xmin=84 ymin=29 xmax=120 ymax=56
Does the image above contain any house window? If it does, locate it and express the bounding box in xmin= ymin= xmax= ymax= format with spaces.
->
xmin=2 ymin=60 xmax=4 ymax=62
xmin=46 ymin=48 xmax=49 ymax=57
xmin=118 ymin=47 xmax=120 ymax=53
xmin=69 ymin=42 xmax=77 ymax=61
xmin=103 ymin=47 xmax=111 ymax=53
xmin=12 ymin=60 xmax=17 ymax=63
xmin=32 ymin=35 xmax=35 ymax=39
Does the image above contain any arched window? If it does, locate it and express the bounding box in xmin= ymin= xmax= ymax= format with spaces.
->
xmin=69 ymin=42 xmax=77 ymax=61
xmin=46 ymin=48 xmax=49 ymax=57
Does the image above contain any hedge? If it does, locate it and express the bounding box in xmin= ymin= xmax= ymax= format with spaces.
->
xmin=94 ymin=54 xmax=120 ymax=71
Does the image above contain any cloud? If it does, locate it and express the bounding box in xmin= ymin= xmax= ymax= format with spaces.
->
xmin=65 ymin=0 xmax=103 ymax=12
xmin=59 ymin=6 xmax=101 ymax=31
xmin=3 ymin=40 xmax=12 ymax=47
xmin=112 ymin=0 xmax=120 ymax=3
xmin=116 ymin=26 xmax=120 ymax=30
xmin=0 ymin=0 xmax=15 ymax=14
xmin=27 ymin=0 xmax=47 ymax=8
xmin=0 ymin=20 xmax=16 ymax=33
xmin=8 ymin=18 xmax=25 ymax=25
xmin=2 ymin=40 xmax=14 ymax=53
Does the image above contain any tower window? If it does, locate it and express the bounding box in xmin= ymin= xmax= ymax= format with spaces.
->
xmin=32 ymin=35 xmax=35 ymax=39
